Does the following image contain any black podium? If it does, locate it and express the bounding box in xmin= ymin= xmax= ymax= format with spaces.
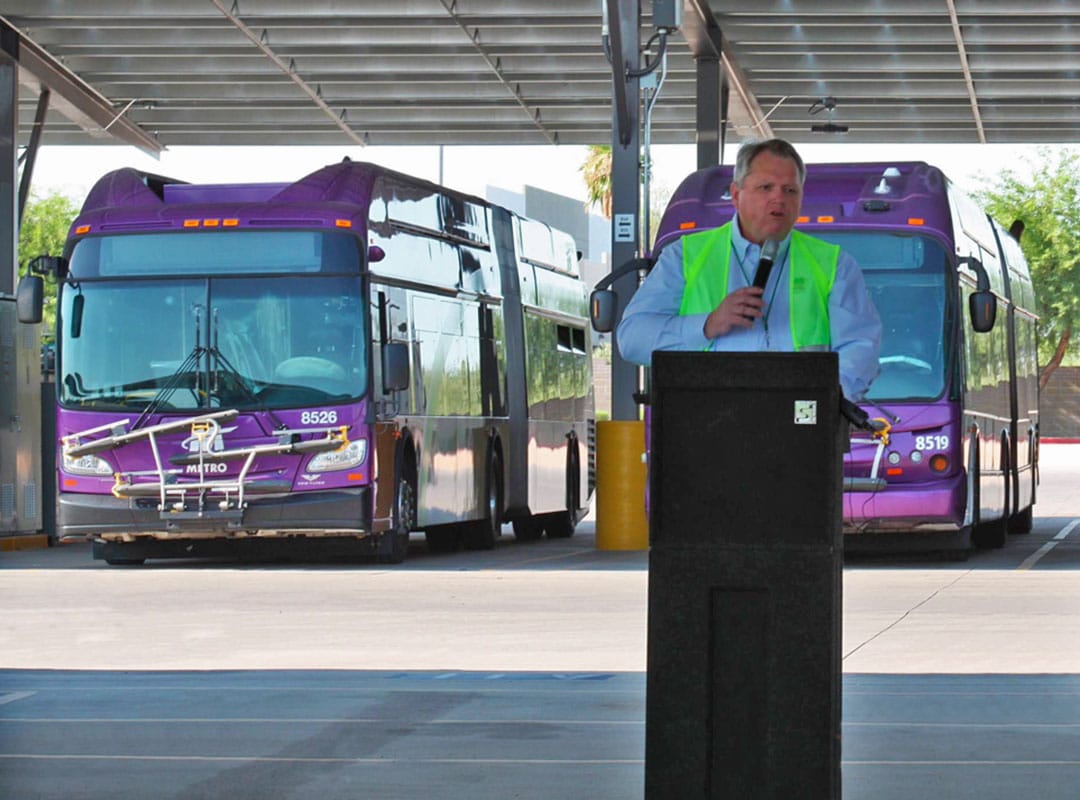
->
xmin=645 ymin=352 xmax=844 ymax=800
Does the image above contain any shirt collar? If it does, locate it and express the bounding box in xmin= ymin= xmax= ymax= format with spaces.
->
xmin=731 ymin=214 xmax=793 ymax=263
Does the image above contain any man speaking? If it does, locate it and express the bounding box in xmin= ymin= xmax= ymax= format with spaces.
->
xmin=616 ymin=138 xmax=882 ymax=402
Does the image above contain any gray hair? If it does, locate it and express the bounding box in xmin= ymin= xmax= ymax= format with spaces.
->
xmin=732 ymin=138 xmax=806 ymax=187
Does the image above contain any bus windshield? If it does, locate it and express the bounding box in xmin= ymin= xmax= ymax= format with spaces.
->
xmin=814 ymin=231 xmax=950 ymax=402
xmin=59 ymin=274 xmax=367 ymax=411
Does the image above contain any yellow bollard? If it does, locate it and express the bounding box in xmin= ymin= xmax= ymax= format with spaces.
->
xmin=595 ymin=420 xmax=649 ymax=550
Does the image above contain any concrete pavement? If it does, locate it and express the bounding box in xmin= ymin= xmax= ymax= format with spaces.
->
xmin=1 ymin=444 xmax=1078 ymax=798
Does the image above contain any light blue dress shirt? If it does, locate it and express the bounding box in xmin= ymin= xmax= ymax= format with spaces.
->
xmin=616 ymin=215 xmax=882 ymax=400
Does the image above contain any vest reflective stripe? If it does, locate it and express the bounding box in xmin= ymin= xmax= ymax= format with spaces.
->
xmin=679 ymin=223 xmax=839 ymax=350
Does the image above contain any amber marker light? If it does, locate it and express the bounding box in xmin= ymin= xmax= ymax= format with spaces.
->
xmin=74 ymin=224 xmax=91 ymax=235
xmin=183 ymin=219 xmax=199 ymax=227
xmin=929 ymin=454 xmax=949 ymax=473
xmin=223 ymin=219 xmax=239 ymax=227
xmin=886 ymin=467 xmax=903 ymax=476
xmin=817 ymin=216 xmax=835 ymax=223
xmin=347 ymin=473 xmax=365 ymax=481
xmin=679 ymin=221 xmax=697 ymax=230
xmin=908 ymin=217 xmax=926 ymax=226
xmin=796 ymin=215 xmax=810 ymax=223
xmin=335 ymin=219 xmax=353 ymax=228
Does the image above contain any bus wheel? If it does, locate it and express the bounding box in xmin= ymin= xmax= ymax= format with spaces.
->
xmin=512 ymin=516 xmax=544 ymax=541
xmin=545 ymin=438 xmax=580 ymax=539
xmin=464 ymin=455 xmax=503 ymax=551
xmin=425 ymin=525 xmax=460 ymax=554
xmin=542 ymin=510 xmax=575 ymax=539
xmin=378 ymin=475 xmax=415 ymax=564
xmin=973 ymin=513 xmax=1007 ymax=549
xmin=972 ymin=449 xmax=1008 ymax=550
xmin=1009 ymin=505 xmax=1033 ymax=534
xmin=976 ymin=436 xmax=1006 ymax=548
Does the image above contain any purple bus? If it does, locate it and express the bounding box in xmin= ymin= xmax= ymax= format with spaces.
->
xmin=17 ymin=161 xmax=594 ymax=564
xmin=595 ymin=161 xmax=1038 ymax=555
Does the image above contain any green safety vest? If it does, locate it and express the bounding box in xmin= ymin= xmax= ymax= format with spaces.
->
xmin=678 ymin=222 xmax=839 ymax=350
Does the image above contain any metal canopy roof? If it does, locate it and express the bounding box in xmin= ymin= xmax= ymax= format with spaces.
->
xmin=4 ymin=1 xmax=1079 ymax=155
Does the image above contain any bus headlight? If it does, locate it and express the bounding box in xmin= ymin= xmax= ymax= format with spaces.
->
xmin=62 ymin=451 xmax=113 ymax=476
xmin=307 ymin=439 xmax=367 ymax=472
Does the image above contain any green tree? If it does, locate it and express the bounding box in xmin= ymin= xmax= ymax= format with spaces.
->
xmin=975 ymin=147 xmax=1080 ymax=388
xmin=18 ymin=190 xmax=79 ymax=338
xmin=580 ymin=145 xmax=673 ymax=250
xmin=580 ymin=144 xmax=612 ymax=219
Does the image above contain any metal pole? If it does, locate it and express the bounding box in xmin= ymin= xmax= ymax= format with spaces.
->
xmin=18 ymin=88 xmax=49 ymax=227
xmin=1 ymin=27 xmax=17 ymax=298
xmin=608 ymin=0 xmax=642 ymax=422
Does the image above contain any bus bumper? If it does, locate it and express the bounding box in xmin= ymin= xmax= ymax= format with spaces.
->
xmin=57 ymin=487 xmax=372 ymax=541
xmin=842 ymin=471 xmax=966 ymax=533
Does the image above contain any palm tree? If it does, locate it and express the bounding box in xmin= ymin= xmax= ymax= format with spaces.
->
xmin=579 ymin=145 xmax=613 ymax=219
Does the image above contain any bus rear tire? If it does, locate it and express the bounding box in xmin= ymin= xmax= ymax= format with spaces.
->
xmin=463 ymin=455 xmax=503 ymax=551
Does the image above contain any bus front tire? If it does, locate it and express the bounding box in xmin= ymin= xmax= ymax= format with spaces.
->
xmin=542 ymin=510 xmax=575 ymax=539
xmin=544 ymin=438 xmax=581 ymax=539
xmin=377 ymin=475 xmax=415 ymax=564
xmin=512 ymin=517 xmax=544 ymax=541
xmin=1009 ymin=505 xmax=1033 ymax=534
xmin=463 ymin=456 xmax=503 ymax=551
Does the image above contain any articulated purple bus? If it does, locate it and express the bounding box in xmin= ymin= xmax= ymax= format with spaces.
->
xmin=599 ymin=161 xmax=1038 ymax=555
xmin=18 ymin=162 xmax=594 ymax=564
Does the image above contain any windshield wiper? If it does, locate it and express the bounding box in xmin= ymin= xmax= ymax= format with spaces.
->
xmin=133 ymin=303 xmax=207 ymax=430
xmin=133 ymin=305 xmax=289 ymax=433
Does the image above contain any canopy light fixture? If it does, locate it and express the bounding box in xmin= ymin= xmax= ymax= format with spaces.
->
xmin=809 ymin=96 xmax=849 ymax=134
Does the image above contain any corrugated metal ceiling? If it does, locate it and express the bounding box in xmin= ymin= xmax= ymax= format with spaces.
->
xmin=4 ymin=1 xmax=1079 ymax=153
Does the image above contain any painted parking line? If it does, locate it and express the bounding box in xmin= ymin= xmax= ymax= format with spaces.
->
xmin=1017 ymin=518 xmax=1080 ymax=571
xmin=0 ymin=692 xmax=36 ymax=706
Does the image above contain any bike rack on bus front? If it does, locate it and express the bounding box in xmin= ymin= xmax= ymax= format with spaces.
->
xmin=62 ymin=410 xmax=348 ymax=524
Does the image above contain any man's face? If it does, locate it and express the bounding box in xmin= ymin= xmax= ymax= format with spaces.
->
xmin=730 ymin=151 xmax=803 ymax=244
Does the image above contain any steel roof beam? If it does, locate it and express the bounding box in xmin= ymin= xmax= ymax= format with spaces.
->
xmin=437 ymin=0 xmax=556 ymax=145
xmin=0 ymin=15 xmax=162 ymax=156
xmin=945 ymin=0 xmax=986 ymax=144
xmin=682 ymin=0 xmax=771 ymax=139
xmin=209 ymin=0 xmax=369 ymax=146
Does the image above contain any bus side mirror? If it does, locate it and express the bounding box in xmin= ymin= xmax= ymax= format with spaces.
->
xmin=16 ymin=275 xmax=44 ymax=324
xmin=381 ymin=341 xmax=410 ymax=393
xmin=29 ymin=254 xmax=65 ymax=277
xmin=970 ymin=291 xmax=997 ymax=333
xmin=958 ymin=255 xmax=997 ymax=333
xmin=590 ymin=288 xmax=617 ymax=333
xmin=589 ymin=256 xmax=653 ymax=334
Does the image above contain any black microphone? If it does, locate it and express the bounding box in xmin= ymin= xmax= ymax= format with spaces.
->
xmin=752 ymin=239 xmax=780 ymax=289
